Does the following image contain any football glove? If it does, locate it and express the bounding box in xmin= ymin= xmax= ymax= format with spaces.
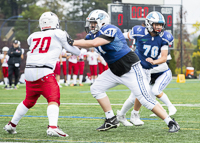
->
xmin=65 ymin=31 xmax=74 ymax=46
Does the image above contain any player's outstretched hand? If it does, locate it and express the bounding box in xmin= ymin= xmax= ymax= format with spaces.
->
xmin=146 ymin=57 xmax=155 ymax=65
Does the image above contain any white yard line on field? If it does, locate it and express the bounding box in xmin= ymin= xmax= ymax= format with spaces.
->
xmin=0 ymin=103 xmax=200 ymax=107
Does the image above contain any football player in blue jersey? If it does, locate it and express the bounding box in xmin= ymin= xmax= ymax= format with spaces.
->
xmin=67 ymin=10 xmax=179 ymax=132
xmin=117 ymin=11 xmax=180 ymax=132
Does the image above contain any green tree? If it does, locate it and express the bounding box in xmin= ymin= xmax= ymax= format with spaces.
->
xmin=14 ymin=5 xmax=49 ymax=41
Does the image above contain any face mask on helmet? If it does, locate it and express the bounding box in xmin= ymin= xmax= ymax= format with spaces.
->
xmin=85 ymin=10 xmax=110 ymax=34
xmin=39 ymin=12 xmax=60 ymax=31
xmin=145 ymin=11 xmax=165 ymax=35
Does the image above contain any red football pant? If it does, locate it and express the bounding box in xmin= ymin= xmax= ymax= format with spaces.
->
xmin=23 ymin=73 xmax=60 ymax=109
xmin=90 ymin=65 xmax=97 ymax=76
xmin=68 ymin=62 xmax=78 ymax=75
xmin=78 ymin=61 xmax=85 ymax=75
xmin=54 ymin=61 xmax=60 ymax=75
xmin=2 ymin=67 xmax=8 ymax=77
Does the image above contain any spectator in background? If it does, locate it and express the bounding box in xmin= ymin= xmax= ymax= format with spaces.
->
xmin=78 ymin=48 xmax=87 ymax=86
xmin=7 ymin=40 xmax=22 ymax=89
xmin=0 ymin=46 xmax=9 ymax=88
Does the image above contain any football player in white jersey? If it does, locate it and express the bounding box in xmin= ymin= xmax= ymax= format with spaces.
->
xmin=66 ymin=53 xmax=79 ymax=86
xmin=0 ymin=46 xmax=9 ymax=88
xmin=66 ymin=9 xmax=179 ymax=132
xmin=78 ymin=48 xmax=87 ymax=86
xmin=87 ymin=48 xmax=101 ymax=85
xmin=3 ymin=12 xmax=80 ymax=137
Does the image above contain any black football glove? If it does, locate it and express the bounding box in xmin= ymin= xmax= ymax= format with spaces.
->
xmin=65 ymin=31 xmax=74 ymax=46
xmin=67 ymin=36 xmax=74 ymax=46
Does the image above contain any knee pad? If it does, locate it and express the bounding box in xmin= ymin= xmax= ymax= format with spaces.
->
xmin=151 ymin=86 xmax=161 ymax=96
xmin=127 ymin=92 xmax=136 ymax=104
xmin=136 ymin=94 xmax=158 ymax=110
xmin=90 ymin=84 xmax=107 ymax=99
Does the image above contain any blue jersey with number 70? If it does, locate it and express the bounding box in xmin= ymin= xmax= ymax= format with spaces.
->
xmin=85 ymin=24 xmax=131 ymax=64
xmin=129 ymin=25 xmax=173 ymax=69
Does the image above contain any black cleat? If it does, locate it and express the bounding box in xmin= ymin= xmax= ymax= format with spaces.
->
xmin=96 ymin=116 xmax=120 ymax=131
xmin=168 ymin=118 xmax=180 ymax=133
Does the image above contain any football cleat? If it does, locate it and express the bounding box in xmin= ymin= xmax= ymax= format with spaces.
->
xmin=3 ymin=122 xmax=17 ymax=134
xmin=96 ymin=116 xmax=120 ymax=131
xmin=65 ymin=83 xmax=69 ymax=86
xmin=116 ymin=110 xmax=133 ymax=126
xmin=47 ymin=126 xmax=68 ymax=137
xmin=130 ymin=111 xmax=144 ymax=126
xmin=168 ymin=119 xmax=180 ymax=133
xmin=168 ymin=105 xmax=177 ymax=116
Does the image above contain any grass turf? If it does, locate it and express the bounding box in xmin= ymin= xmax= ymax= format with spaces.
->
xmin=0 ymin=79 xmax=200 ymax=143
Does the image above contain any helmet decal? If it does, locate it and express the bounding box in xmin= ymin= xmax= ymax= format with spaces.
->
xmin=98 ymin=13 xmax=105 ymax=20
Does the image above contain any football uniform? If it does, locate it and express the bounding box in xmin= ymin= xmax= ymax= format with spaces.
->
xmin=24 ymin=29 xmax=80 ymax=107
xmin=129 ymin=25 xmax=173 ymax=82
xmin=0 ymin=54 xmax=9 ymax=77
xmin=78 ymin=48 xmax=87 ymax=75
xmin=86 ymin=24 xmax=157 ymax=110
xmin=68 ymin=54 xmax=78 ymax=75
xmin=87 ymin=51 xmax=99 ymax=76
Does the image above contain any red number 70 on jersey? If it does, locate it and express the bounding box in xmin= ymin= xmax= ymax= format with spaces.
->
xmin=31 ymin=37 xmax=51 ymax=53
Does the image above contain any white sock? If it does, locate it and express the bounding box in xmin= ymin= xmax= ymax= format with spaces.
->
xmin=11 ymin=102 xmax=29 ymax=125
xmin=47 ymin=104 xmax=59 ymax=126
xmin=67 ymin=75 xmax=71 ymax=84
xmin=93 ymin=78 xmax=95 ymax=83
xmin=105 ymin=110 xmax=114 ymax=119
xmin=159 ymin=93 xmax=172 ymax=107
xmin=73 ymin=75 xmax=77 ymax=84
xmin=4 ymin=78 xmax=8 ymax=85
xmin=164 ymin=116 xmax=173 ymax=125
xmin=79 ymin=75 xmax=83 ymax=84
xmin=132 ymin=109 xmax=139 ymax=114
xmin=120 ymin=99 xmax=134 ymax=115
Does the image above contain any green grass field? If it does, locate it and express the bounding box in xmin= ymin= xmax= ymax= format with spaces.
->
xmin=0 ymin=79 xmax=200 ymax=143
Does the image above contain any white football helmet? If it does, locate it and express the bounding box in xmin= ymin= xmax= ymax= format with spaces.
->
xmin=39 ymin=12 xmax=59 ymax=31
xmin=85 ymin=9 xmax=110 ymax=34
xmin=145 ymin=11 xmax=165 ymax=35
xmin=2 ymin=46 xmax=9 ymax=52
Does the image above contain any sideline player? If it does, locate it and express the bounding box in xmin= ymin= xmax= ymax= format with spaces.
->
xmin=67 ymin=53 xmax=79 ymax=86
xmin=117 ymin=11 xmax=178 ymax=128
xmin=0 ymin=46 xmax=9 ymax=88
xmin=78 ymin=48 xmax=87 ymax=86
xmin=87 ymin=47 xmax=100 ymax=85
xmin=61 ymin=49 xmax=68 ymax=86
xmin=66 ymin=9 xmax=180 ymax=132
xmin=54 ymin=54 xmax=62 ymax=87
xmin=3 ymin=12 xmax=80 ymax=137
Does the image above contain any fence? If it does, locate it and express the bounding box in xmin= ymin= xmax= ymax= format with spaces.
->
xmin=0 ymin=18 xmax=199 ymax=80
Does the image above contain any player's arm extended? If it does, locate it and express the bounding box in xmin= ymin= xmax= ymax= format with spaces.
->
xmin=73 ymin=36 xmax=111 ymax=48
